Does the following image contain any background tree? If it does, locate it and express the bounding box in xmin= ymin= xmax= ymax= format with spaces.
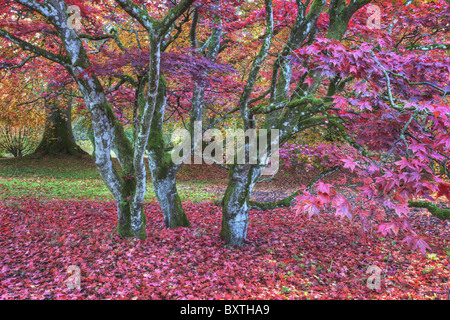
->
xmin=34 ymin=83 xmax=87 ymax=156
xmin=0 ymin=124 xmax=39 ymax=157
xmin=0 ymin=40 xmax=86 ymax=157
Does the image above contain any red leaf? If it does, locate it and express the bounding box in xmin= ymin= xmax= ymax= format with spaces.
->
xmin=436 ymin=183 xmax=450 ymax=202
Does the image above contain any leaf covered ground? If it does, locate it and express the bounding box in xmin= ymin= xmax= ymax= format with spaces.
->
xmin=1 ymin=198 xmax=449 ymax=300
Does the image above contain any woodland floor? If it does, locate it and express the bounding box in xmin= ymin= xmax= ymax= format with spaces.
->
xmin=0 ymin=155 xmax=449 ymax=300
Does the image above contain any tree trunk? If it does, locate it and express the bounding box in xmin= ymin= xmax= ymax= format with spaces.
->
xmin=87 ymin=125 xmax=96 ymax=157
xmin=35 ymin=105 xmax=86 ymax=156
xmin=150 ymin=162 xmax=190 ymax=228
xmin=116 ymin=178 xmax=147 ymax=239
xmin=147 ymin=144 xmax=190 ymax=229
xmin=221 ymin=164 xmax=260 ymax=246
xmin=147 ymin=75 xmax=191 ymax=228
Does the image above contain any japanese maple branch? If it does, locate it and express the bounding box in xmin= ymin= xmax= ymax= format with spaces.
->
xmin=249 ymin=166 xmax=341 ymax=210
xmin=238 ymin=0 xmax=274 ymax=129
xmin=113 ymin=0 xmax=156 ymax=30
xmin=370 ymin=51 xmax=402 ymax=112
xmin=327 ymin=117 xmax=374 ymax=158
xmin=0 ymin=28 xmax=69 ymax=66
xmin=387 ymin=71 xmax=450 ymax=96
xmin=204 ymin=107 xmax=240 ymax=131
xmin=250 ymin=96 xmax=325 ymax=115
xmin=382 ymin=110 xmax=419 ymax=164
xmin=408 ymin=201 xmax=450 ymax=221
xmin=406 ymin=133 xmax=450 ymax=162
xmin=0 ymin=54 xmax=39 ymax=70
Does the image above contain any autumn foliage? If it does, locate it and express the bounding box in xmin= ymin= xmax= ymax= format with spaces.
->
xmin=0 ymin=0 xmax=449 ymax=301
xmin=1 ymin=199 xmax=449 ymax=299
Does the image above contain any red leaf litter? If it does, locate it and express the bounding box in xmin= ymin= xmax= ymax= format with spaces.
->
xmin=0 ymin=199 xmax=449 ymax=300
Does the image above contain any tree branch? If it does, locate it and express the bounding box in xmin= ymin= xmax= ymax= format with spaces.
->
xmin=238 ymin=0 xmax=274 ymax=129
xmin=0 ymin=54 xmax=39 ymax=70
xmin=114 ymin=0 xmax=155 ymax=30
xmin=159 ymin=0 xmax=196 ymax=38
xmin=249 ymin=166 xmax=341 ymax=210
xmin=409 ymin=201 xmax=450 ymax=221
xmin=0 ymin=28 xmax=69 ymax=66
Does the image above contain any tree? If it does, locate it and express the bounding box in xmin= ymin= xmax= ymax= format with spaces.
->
xmin=0 ymin=0 xmax=238 ymax=236
xmin=0 ymin=0 xmax=199 ymax=238
xmin=215 ymin=0 xmax=377 ymax=246
xmin=34 ymin=84 xmax=87 ymax=156
xmin=0 ymin=39 xmax=86 ymax=157
xmin=0 ymin=61 xmax=47 ymax=130
xmin=145 ymin=5 xmax=224 ymax=228
xmin=215 ymin=0 xmax=449 ymax=249
xmin=0 ymin=124 xmax=39 ymax=157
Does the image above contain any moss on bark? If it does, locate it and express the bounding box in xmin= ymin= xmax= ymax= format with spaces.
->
xmin=35 ymin=106 xmax=86 ymax=157
xmin=152 ymin=174 xmax=191 ymax=228
xmin=117 ymin=200 xmax=147 ymax=239
xmin=147 ymin=75 xmax=190 ymax=229
xmin=409 ymin=201 xmax=450 ymax=221
xmin=117 ymin=178 xmax=147 ymax=239
xmin=249 ymin=193 xmax=297 ymax=211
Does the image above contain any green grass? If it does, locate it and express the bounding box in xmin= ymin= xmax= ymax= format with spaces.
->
xmin=0 ymin=156 xmax=222 ymax=203
xmin=0 ymin=155 xmax=100 ymax=179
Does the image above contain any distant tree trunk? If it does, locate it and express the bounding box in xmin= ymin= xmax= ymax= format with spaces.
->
xmin=35 ymin=86 xmax=86 ymax=157
xmin=35 ymin=104 xmax=86 ymax=156
xmin=87 ymin=125 xmax=96 ymax=157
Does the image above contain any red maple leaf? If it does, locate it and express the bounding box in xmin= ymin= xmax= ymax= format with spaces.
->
xmin=436 ymin=183 xmax=450 ymax=202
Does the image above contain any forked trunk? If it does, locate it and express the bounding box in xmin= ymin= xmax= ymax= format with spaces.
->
xmin=146 ymin=145 xmax=191 ymax=228
xmin=147 ymin=75 xmax=190 ymax=229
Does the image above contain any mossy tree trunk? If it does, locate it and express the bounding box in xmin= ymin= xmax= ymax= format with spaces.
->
xmin=220 ymin=0 xmax=274 ymax=247
xmin=144 ymin=15 xmax=222 ymax=229
xmin=0 ymin=0 xmax=196 ymax=241
xmin=219 ymin=0 xmax=366 ymax=247
xmin=149 ymin=160 xmax=190 ymax=228
xmin=221 ymin=164 xmax=261 ymax=246
xmin=116 ymin=176 xmax=147 ymax=239
xmin=35 ymin=104 xmax=86 ymax=156
xmin=147 ymin=76 xmax=190 ymax=228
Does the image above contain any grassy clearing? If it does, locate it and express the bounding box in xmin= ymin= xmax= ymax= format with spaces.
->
xmin=0 ymin=155 xmax=222 ymax=203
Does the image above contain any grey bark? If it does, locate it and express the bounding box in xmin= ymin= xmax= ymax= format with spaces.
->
xmin=220 ymin=0 xmax=369 ymax=246
xmin=1 ymin=0 xmax=195 ymax=239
